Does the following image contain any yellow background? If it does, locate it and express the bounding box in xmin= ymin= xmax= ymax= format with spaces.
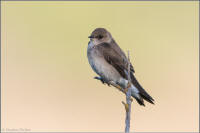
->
xmin=1 ymin=1 xmax=199 ymax=132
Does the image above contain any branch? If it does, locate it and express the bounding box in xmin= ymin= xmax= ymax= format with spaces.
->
xmin=124 ymin=51 xmax=132 ymax=133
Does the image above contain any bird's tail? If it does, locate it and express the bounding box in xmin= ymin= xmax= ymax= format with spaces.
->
xmin=133 ymin=93 xmax=154 ymax=106
xmin=130 ymin=75 xmax=154 ymax=106
xmin=129 ymin=85 xmax=146 ymax=106
xmin=135 ymin=96 xmax=145 ymax=106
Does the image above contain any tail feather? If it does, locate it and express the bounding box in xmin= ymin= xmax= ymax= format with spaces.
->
xmin=140 ymin=93 xmax=154 ymax=104
xmin=135 ymin=97 xmax=145 ymax=106
xmin=130 ymin=74 xmax=154 ymax=106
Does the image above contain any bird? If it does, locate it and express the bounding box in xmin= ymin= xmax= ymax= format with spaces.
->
xmin=87 ymin=28 xmax=154 ymax=106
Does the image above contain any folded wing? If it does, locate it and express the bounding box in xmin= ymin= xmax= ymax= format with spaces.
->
xmin=96 ymin=42 xmax=154 ymax=105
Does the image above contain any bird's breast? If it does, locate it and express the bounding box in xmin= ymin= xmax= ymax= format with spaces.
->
xmin=87 ymin=42 xmax=103 ymax=75
xmin=87 ymin=41 xmax=121 ymax=82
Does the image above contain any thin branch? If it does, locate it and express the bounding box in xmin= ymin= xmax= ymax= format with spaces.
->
xmin=124 ymin=51 xmax=132 ymax=133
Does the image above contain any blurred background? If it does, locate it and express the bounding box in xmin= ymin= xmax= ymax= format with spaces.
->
xmin=1 ymin=1 xmax=199 ymax=132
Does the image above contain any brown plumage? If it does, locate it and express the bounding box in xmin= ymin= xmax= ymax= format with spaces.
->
xmin=87 ymin=28 xmax=154 ymax=106
xmin=96 ymin=42 xmax=154 ymax=105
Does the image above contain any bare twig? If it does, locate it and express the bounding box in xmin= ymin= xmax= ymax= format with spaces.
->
xmin=124 ymin=51 xmax=132 ymax=133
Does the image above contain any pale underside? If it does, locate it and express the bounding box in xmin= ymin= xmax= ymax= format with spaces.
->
xmin=87 ymin=41 xmax=139 ymax=98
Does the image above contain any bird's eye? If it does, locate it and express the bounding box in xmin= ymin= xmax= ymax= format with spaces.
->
xmin=98 ymin=35 xmax=103 ymax=39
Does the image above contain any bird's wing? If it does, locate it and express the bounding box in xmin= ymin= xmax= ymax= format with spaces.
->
xmin=109 ymin=40 xmax=135 ymax=73
xmin=96 ymin=42 xmax=154 ymax=103
xmin=96 ymin=42 xmax=134 ymax=79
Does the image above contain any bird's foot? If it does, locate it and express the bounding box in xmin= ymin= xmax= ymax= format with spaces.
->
xmin=124 ymin=82 xmax=132 ymax=93
xmin=94 ymin=76 xmax=111 ymax=86
xmin=107 ymin=81 xmax=134 ymax=102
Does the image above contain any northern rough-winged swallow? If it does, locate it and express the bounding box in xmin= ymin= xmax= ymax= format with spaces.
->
xmin=87 ymin=28 xmax=154 ymax=106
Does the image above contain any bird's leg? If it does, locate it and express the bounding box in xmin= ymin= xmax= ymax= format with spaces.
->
xmin=124 ymin=82 xmax=132 ymax=93
xmin=94 ymin=78 xmax=133 ymax=102
xmin=108 ymin=81 xmax=132 ymax=99
xmin=108 ymin=81 xmax=126 ymax=93
xmin=94 ymin=76 xmax=111 ymax=86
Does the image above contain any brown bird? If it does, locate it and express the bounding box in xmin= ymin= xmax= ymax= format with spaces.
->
xmin=87 ymin=28 xmax=154 ymax=106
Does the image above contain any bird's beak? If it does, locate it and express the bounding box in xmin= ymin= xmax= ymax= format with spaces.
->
xmin=88 ymin=35 xmax=94 ymax=38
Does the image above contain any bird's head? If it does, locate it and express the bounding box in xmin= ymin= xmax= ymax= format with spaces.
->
xmin=88 ymin=28 xmax=112 ymax=45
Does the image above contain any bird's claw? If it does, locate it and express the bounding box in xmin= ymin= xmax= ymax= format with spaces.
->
xmin=124 ymin=82 xmax=131 ymax=93
xmin=94 ymin=76 xmax=111 ymax=86
xmin=94 ymin=76 xmax=104 ymax=84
